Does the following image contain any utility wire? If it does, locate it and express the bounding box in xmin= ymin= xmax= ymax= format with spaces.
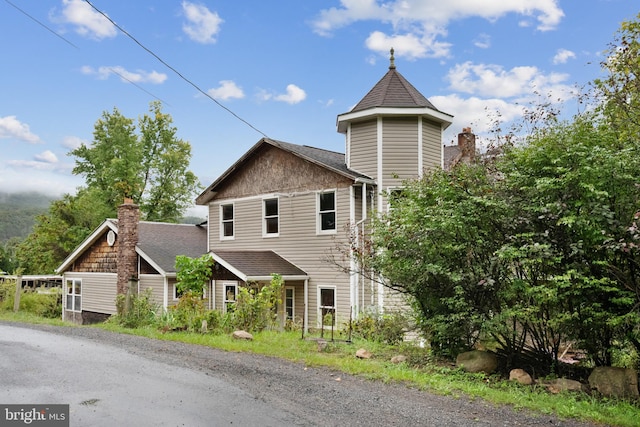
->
xmin=83 ymin=0 xmax=269 ymax=139
xmin=4 ymin=0 xmax=78 ymax=49
xmin=107 ymin=67 xmax=171 ymax=106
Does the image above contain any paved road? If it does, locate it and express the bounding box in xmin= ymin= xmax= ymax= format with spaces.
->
xmin=0 ymin=324 xmax=294 ymax=426
xmin=0 ymin=322 xmax=600 ymax=427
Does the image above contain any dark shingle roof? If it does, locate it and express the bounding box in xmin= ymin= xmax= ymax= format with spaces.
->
xmin=107 ymin=220 xmax=208 ymax=274
xmin=211 ymin=250 xmax=307 ymax=280
xmin=350 ymin=68 xmax=439 ymax=113
xmin=196 ymin=138 xmax=374 ymax=204
xmin=267 ymin=138 xmax=370 ymax=181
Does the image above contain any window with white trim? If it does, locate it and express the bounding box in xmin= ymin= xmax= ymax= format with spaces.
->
xmin=221 ymin=204 xmax=234 ymax=239
xmin=318 ymin=191 xmax=336 ymax=233
xmin=263 ymin=198 xmax=279 ymax=236
xmin=285 ymin=287 xmax=295 ymax=321
xmin=318 ymin=287 xmax=336 ymax=327
xmin=224 ymin=283 xmax=237 ymax=312
xmin=66 ymin=278 xmax=81 ymax=312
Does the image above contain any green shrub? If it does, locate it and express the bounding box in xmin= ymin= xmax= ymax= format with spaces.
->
xmin=160 ymin=291 xmax=221 ymax=333
xmin=352 ymin=311 xmax=408 ymax=345
xmin=227 ymin=274 xmax=283 ymax=332
xmin=112 ymin=288 xmax=159 ymax=328
xmin=1 ymin=286 xmax=62 ymax=318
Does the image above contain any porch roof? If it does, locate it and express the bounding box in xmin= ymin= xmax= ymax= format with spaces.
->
xmin=210 ymin=250 xmax=308 ymax=282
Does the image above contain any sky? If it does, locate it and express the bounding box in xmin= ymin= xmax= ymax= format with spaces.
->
xmin=1 ymin=0 xmax=638 ymax=213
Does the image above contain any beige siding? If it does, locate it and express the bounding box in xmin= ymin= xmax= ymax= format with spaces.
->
xmin=139 ymin=274 xmax=165 ymax=308
xmin=67 ymin=272 xmax=117 ymax=314
xmin=167 ymin=278 xmax=179 ymax=307
xmin=209 ymin=187 xmax=354 ymax=327
xmin=422 ymin=119 xmax=442 ymax=172
xmin=349 ymin=120 xmax=377 ymax=178
xmin=382 ymin=117 xmax=419 ymax=189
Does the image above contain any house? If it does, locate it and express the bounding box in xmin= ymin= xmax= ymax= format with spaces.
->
xmin=56 ymin=203 xmax=207 ymax=324
xmin=57 ymin=49 xmax=474 ymax=327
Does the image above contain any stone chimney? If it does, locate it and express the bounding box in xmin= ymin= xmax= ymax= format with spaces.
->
xmin=117 ymin=198 xmax=139 ymax=296
xmin=457 ymin=127 xmax=476 ymax=163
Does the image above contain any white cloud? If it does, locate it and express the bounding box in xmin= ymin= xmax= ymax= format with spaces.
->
xmin=182 ymin=1 xmax=223 ymax=44
xmin=0 ymin=116 xmax=41 ymax=144
xmin=61 ymin=136 xmax=86 ymax=150
xmin=274 ymin=84 xmax=307 ymax=104
xmin=34 ymin=150 xmax=58 ymax=164
xmin=81 ymin=66 xmax=167 ymax=84
xmin=207 ymin=80 xmax=244 ymax=100
xmin=553 ymin=48 xmax=576 ymax=64
xmin=60 ymin=0 xmax=117 ymax=40
xmin=473 ymin=33 xmax=491 ymax=49
xmin=365 ymin=29 xmax=451 ymax=60
xmin=445 ymin=62 xmax=574 ymax=101
xmin=432 ymin=94 xmax=524 ymax=137
xmin=312 ymin=0 xmax=563 ymax=59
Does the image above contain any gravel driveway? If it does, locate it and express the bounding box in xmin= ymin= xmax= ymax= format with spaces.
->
xmin=0 ymin=321 xmax=603 ymax=427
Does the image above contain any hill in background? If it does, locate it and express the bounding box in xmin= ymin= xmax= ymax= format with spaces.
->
xmin=0 ymin=192 xmax=54 ymax=243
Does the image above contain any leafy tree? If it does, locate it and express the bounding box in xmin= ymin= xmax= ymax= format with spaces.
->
xmin=175 ymin=254 xmax=214 ymax=298
xmin=71 ymin=101 xmax=201 ymax=222
xmin=15 ymin=188 xmax=112 ymax=274
xmin=593 ymin=12 xmax=640 ymax=142
xmin=16 ymin=102 xmax=201 ymax=273
xmin=351 ymin=162 xmax=511 ymax=357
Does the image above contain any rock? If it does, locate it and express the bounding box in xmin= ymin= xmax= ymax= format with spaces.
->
xmin=200 ymin=319 xmax=208 ymax=334
xmin=455 ymin=350 xmax=498 ymax=374
xmin=543 ymin=378 xmax=585 ymax=394
xmin=232 ymin=330 xmax=254 ymax=340
xmin=589 ymin=367 xmax=639 ymax=398
xmin=317 ymin=339 xmax=328 ymax=352
xmin=391 ymin=355 xmax=408 ymax=364
xmin=355 ymin=348 xmax=372 ymax=359
xmin=509 ymin=368 xmax=533 ymax=385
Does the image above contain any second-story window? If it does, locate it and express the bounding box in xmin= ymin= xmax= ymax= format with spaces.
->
xmin=264 ymin=198 xmax=279 ymax=236
xmin=318 ymin=191 xmax=336 ymax=233
xmin=221 ymin=204 xmax=234 ymax=239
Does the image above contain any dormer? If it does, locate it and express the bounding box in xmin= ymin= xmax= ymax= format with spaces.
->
xmin=336 ymin=49 xmax=453 ymax=201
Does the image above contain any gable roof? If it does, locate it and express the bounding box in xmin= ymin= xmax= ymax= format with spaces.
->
xmin=196 ymin=137 xmax=374 ymax=205
xmin=56 ymin=220 xmax=208 ymax=276
xmin=135 ymin=221 xmax=208 ymax=274
xmin=210 ymin=250 xmax=308 ymax=281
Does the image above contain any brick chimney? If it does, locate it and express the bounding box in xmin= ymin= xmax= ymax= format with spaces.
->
xmin=117 ymin=198 xmax=139 ymax=296
xmin=457 ymin=127 xmax=476 ymax=163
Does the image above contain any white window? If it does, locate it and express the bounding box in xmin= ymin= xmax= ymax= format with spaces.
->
xmin=224 ymin=283 xmax=237 ymax=312
xmin=173 ymin=283 xmax=183 ymax=300
xmin=318 ymin=286 xmax=336 ymax=327
xmin=263 ymin=198 xmax=279 ymax=236
xmin=285 ymin=287 xmax=295 ymax=321
xmin=220 ymin=204 xmax=234 ymax=239
xmin=317 ymin=191 xmax=336 ymax=234
xmin=66 ymin=278 xmax=81 ymax=312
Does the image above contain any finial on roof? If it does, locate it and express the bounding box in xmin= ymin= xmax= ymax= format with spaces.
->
xmin=389 ymin=47 xmax=396 ymax=70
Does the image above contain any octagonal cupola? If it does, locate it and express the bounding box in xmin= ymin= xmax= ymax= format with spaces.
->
xmin=337 ymin=48 xmax=453 ymax=196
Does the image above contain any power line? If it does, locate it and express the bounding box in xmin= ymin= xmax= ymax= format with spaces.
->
xmin=107 ymin=67 xmax=171 ymax=106
xmin=83 ymin=0 xmax=269 ymax=139
xmin=4 ymin=0 xmax=78 ymax=49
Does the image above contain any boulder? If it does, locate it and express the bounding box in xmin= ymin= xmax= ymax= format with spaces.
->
xmin=391 ymin=355 xmax=408 ymax=364
xmin=456 ymin=350 xmax=498 ymax=374
xmin=509 ymin=369 xmax=533 ymax=385
xmin=589 ymin=367 xmax=639 ymax=398
xmin=232 ymin=330 xmax=254 ymax=340
xmin=355 ymin=348 xmax=372 ymax=359
xmin=317 ymin=339 xmax=328 ymax=352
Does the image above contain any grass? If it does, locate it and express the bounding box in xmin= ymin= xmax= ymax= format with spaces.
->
xmin=1 ymin=310 xmax=639 ymax=426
